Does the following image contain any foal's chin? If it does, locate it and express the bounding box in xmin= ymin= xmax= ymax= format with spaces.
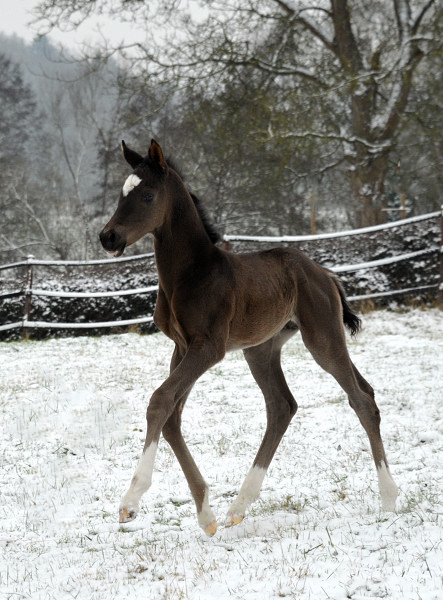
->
xmin=108 ymin=246 xmax=126 ymax=258
xmin=108 ymin=235 xmax=148 ymax=257
xmin=105 ymin=243 xmax=126 ymax=258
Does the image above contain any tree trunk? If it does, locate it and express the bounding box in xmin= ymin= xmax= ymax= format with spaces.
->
xmin=353 ymin=186 xmax=387 ymax=228
xmin=348 ymin=155 xmax=390 ymax=227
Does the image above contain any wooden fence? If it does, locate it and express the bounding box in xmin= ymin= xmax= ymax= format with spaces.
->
xmin=0 ymin=210 xmax=441 ymax=337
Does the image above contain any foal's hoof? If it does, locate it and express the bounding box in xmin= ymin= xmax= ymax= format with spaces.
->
xmin=381 ymin=496 xmax=398 ymax=513
xmin=202 ymin=519 xmax=218 ymax=537
xmin=225 ymin=512 xmax=244 ymax=527
xmin=119 ymin=506 xmax=137 ymax=523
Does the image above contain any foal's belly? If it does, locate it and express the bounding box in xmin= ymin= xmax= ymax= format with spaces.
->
xmin=226 ymin=303 xmax=293 ymax=351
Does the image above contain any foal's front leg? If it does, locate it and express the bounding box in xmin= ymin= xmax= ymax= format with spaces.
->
xmin=162 ymin=345 xmax=217 ymax=535
xmin=119 ymin=340 xmax=224 ymax=533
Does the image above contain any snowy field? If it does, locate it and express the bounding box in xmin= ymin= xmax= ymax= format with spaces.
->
xmin=1 ymin=308 xmax=442 ymax=600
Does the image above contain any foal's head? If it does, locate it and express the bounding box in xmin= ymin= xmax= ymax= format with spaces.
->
xmin=100 ymin=139 xmax=170 ymax=257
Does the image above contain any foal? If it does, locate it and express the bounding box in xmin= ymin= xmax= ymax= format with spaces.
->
xmin=99 ymin=139 xmax=398 ymax=535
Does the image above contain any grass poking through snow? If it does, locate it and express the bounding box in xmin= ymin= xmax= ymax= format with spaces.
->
xmin=0 ymin=308 xmax=442 ymax=599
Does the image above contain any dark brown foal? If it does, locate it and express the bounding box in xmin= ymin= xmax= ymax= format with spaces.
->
xmin=99 ymin=139 xmax=398 ymax=535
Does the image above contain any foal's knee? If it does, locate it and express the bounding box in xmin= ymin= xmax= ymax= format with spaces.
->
xmin=162 ymin=417 xmax=177 ymax=443
xmin=146 ymin=390 xmax=173 ymax=429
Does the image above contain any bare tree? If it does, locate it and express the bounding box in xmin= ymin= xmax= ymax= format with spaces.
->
xmin=0 ymin=38 xmax=140 ymax=260
xmin=34 ymin=54 xmax=140 ymax=257
xmin=34 ymin=0 xmax=441 ymax=227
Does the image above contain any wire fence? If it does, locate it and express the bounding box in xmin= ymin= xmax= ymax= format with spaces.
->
xmin=0 ymin=210 xmax=441 ymax=337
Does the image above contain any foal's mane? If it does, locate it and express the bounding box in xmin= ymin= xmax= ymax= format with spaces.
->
xmin=166 ymin=157 xmax=221 ymax=245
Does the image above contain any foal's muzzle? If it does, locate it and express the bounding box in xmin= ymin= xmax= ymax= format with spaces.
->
xmin=99 ymin=228 xmax=126 ymax=257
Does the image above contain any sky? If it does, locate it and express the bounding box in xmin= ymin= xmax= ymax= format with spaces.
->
xmin=0 ymin=0 xmax=141 ymax=49
xmin=0 ymin=0 xmax=38 ymax=42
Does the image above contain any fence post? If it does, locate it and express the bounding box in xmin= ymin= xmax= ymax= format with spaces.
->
xmin=400 ymin=193 xmax=406 ymax=220
xmin=439 ymin=207 xmax=443 ymax=306
xmin=23 ymin=254 xmax=34 ymax=339
xmin=309 ymin=194 xmax=317 ymax=235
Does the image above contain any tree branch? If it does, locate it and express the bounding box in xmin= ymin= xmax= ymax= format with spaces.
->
xmin=380 ymin=46 xmax=425 ymax=140
xmin=271 ymin=0 xmax=337 ymax=56
xmin=393 ymin=0 xmax=411 ymax=42
xmin=271 ymin=0 xmax=296 ymax=16
xmin=412 ymin=0 xmax=436 ymax=35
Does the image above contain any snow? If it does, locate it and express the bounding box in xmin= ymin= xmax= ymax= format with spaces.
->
xmin=1 ymin=308 xmax=442 ymax=599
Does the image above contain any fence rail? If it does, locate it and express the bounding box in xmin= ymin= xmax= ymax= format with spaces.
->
xmin=30 ymin=285 xmax=159 ymax=299
xmin=224 ymin=211 xmax=440 ymax=242
xmin=0 ymin=211 xmax=441 ymax=336
xmin=0 ymin=252 xmax=154 ymax=272
xmin=330 ymin=247 xmax=435 ymax=273
xmin=21 ymin=316 xmax=155 ymax=329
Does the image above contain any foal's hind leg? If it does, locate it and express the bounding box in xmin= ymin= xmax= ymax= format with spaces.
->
xmin=299 ymin=316 xmax=398 ymax=512
xmin=226 ymin=326 xmax=298 ymax=526
xmin=349 ymin=362 xmax=398 ymax=510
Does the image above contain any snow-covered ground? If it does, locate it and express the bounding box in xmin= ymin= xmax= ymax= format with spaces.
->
xmin=1 ymin=308 xmax=442 ymax=600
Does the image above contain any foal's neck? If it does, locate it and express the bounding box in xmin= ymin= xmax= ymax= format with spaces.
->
xmin=153 ymin=175 xmax=217 ymax=290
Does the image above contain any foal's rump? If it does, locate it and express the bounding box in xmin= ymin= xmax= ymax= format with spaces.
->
xmin=281 ymin=248 xmax=356 ymax=336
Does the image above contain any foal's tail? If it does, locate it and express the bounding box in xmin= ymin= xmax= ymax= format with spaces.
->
xmin=331 ymin=273 xmax=361 ymax=337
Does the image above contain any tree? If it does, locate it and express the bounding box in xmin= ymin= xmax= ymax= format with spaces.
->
xmin=387 ymin=50 xmax=443 ymax=215
xmin=34 ymin=0 xmax=441 ymax=227
xmin=0 ymin=36 xmax=144 ymax=260
xmin=0 ymin=53 xmax=53 ymax=259
xmin=163 ymin=79 xmax=313 ymax=235
xmin=0 ymin=53 xmax=38 ymax=166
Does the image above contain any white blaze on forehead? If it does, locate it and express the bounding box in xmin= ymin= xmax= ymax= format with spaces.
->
xmin=122 ymin=174 xmax=142 ymax=197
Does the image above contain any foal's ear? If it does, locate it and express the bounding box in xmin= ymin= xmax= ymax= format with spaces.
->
xmin=148 ymin=139 xmax=167 ymax=170
xmin=121 ymin=140 xmax=144 ymax=170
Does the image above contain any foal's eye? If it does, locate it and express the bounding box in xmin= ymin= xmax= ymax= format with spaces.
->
xmin=143 ymin=193 xmax=153 ymax=203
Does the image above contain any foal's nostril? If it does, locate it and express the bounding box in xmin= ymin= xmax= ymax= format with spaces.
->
xmin=99 ymin=228 xmax=121 ymax=251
